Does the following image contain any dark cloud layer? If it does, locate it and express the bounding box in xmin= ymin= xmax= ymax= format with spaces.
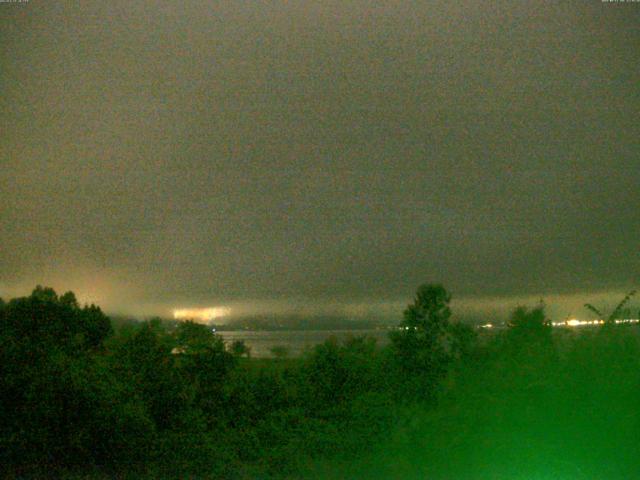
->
xmin=1 ymin=1 xmax=638 ymax=314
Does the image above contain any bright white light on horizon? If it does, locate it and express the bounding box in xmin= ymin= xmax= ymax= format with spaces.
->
xmin=563 ymin=319 xmax=639 ymax=327
xmin=173 ymin=307 xmax=231 ymax=323
xmin=566 ymin=319 xmax=600 ymax=327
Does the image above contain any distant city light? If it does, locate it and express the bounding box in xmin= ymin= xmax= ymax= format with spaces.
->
xmin=564 ymin=318 xmax=639 ymax=327
xmin=480 ymin=319 xmax=640 ymax=329
xmin=173 ymin=307 xmax=231 ymax=322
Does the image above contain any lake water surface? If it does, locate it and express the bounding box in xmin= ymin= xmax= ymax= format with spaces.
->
xmin=218 ymin=329 xmax=391 ymax=358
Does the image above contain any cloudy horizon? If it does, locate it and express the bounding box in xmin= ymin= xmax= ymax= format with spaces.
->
xmin=1 ymin=1 xmax=638 ymax=321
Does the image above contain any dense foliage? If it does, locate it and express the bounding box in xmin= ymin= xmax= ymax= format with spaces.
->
xmin=2 ymin=285 xmax=640 ymax=479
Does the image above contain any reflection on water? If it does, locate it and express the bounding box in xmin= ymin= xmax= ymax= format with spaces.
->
xmin=217 ymin=329 xmax=391 ymax=358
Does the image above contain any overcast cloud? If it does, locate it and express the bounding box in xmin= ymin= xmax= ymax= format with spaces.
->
xmin=1 ymin=1 xmax=638 ymax=318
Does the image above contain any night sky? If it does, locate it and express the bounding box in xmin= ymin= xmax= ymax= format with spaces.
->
xmin=1 ymin=1 xmax=638 ymax=319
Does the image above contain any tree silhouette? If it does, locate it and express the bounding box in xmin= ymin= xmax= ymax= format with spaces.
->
xmin=507 ymin=304 xmax=551 ymax=333
xmin=2 ymin=286 xmax=112 ymax=352
xmin=231 ymin=339 xmax=251 ymax=358
xmin=175 ymin=320 xmax=223 ymax=354
xmin=389 ymin=283 xmax=453 ymax=398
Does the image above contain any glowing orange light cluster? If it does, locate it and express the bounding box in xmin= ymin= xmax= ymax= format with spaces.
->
xmin=173 ymin=307 xmax=231 ymax=322
xmin=559 ymin=318 xmax=640 ymax=327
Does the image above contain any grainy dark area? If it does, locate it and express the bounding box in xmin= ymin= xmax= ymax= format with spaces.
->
xmin=1 ymin=1 xmax=639 ymax=478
